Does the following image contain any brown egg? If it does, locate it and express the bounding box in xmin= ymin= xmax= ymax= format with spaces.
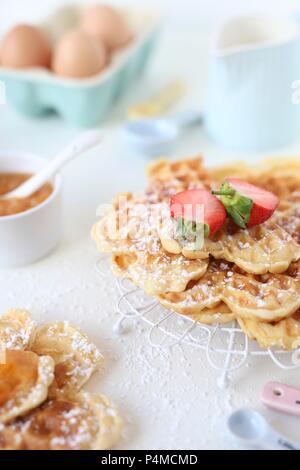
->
xmin=52 ymin=30 xmax=108 ymax=78
xmin=1 ymin=24 xmax=51 ymax=69
xmin=80 ymin=4 xmax=132 ymax=52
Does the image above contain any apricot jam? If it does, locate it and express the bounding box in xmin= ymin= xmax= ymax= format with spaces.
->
xmin=0 ymin=173 xmax=53 ymax=216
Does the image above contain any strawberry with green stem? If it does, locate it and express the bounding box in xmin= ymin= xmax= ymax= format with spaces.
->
xmin=212 ymin=179 xmax=279 ymax=228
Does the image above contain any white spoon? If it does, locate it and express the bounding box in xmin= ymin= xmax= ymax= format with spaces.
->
xmin=228 ymin=409 xmax=300 ymax=450
xmin=2 ymin=129 xmax=103 ymax=200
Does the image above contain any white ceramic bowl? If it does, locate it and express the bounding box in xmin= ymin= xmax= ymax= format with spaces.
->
xmin=0 ymin=153 xmax=62 ymax=268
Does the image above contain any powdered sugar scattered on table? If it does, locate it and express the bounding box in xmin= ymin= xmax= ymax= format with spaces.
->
xmin=0 ymin=238 xmax=298 ymax=449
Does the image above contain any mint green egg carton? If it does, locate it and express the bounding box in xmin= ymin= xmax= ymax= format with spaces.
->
xmin=0 ymin=5 xmax=161 ymax=128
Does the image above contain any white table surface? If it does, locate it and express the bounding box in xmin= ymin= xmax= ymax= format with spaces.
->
xmin=0 ymin=30 xmax=300 ymax=450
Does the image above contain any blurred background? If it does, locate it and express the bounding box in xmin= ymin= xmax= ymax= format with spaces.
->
xmin=2 ymin=0 xmax=300 ymax=240
xmin=2 ymin=0 xmax=300 ymax=30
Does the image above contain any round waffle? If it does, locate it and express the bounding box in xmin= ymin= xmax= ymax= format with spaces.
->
xmin=221 ymin=260 xmax=300 ymax=321
xmin=0 ymin=350 xmax=54 ymax=424
xmin=93 ymin=192 xmax=208 ymax=295
xmin=92 ymin=155 xmax=300 ymax=344
xmin=0 ymin=392 xmax=122 ymax=450
xmin=0 ymin=309 xmax=36 ymax=350
xmin=161 ymin=219 xmax=300 ymax=275
xmin=238 ymin=310 xmax=300 ymax=350
xmin=112 ymin=251 xmax=208 ymax=296
xmin=31 ymin=321 xmax=103 ymax=398
xmin=159 ymin=259 xmax=300 ymax=322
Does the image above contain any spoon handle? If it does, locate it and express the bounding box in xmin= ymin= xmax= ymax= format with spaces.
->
xmin=261 ymin=381 xmax=300 ymax=417
xmin=171 ymin=110 xmax=203 ymax=130
xmin=264 ymin=430 xmax=300 ymax=450
xmin=7 ymin=129 xmax=102 ymax=199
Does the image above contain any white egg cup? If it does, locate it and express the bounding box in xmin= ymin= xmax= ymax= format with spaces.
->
xmin=0 ymin=152 xmax=62 ymax=268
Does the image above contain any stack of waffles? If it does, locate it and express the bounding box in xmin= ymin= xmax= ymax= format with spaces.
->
xmin=92 ymin=157 xmax=300 ymax=351
xmin=0 ymin=310 xmax=122 ymax=450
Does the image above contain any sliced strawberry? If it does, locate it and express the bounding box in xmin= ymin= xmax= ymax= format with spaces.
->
xmin=170 ymin=188 xmax=227 ymax=237
xmin=212 ymin=178 xmax=279 ymax=228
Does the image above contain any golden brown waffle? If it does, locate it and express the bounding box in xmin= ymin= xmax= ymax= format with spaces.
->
xmin=159 ymin=285 xmax=235 ymax=324
xmin=158 ymin=259 xmax=300 ymax=322
xmin=221 ymin=260 xmax=300 ymax=321
xmin=191 ymin=304 xmax=235 ymax=325
xmin=147 ymin=156 xmax=209 ymax=194
xmin=0 ymin=350 xmax=54 ymax=424
xmin=0 ymin=309 xmax=36 ymax=350
xmin=0 ymin=392 xmax=122 ymax=450
xmin=0 ymin=310 xmax=122 ymax=450
xmin=160 ymin=218 xmax=300 ymax=275
xmin=31 ymin=322 xmax=103 ymax=398
xmin=112 ymin=251 xmax=208 ymax=296
xmin=158 ymin=158 xmax=300 ymax=274
xmin=92 ymin=155 xmax=300 ymax=339
xmin=273 ymin=192 xmax=300 ymax=244
xmin=238 ymin=310 xmax=300 ymax=350
xmin=93 ymin=192 xmax=208 ymax=295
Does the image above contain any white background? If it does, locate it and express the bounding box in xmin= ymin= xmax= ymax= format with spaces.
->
xmin=1 ymin=0 xmax=300 ymax=451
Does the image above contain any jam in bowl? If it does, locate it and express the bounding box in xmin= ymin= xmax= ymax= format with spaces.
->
xmin=0 ymin=153 xmax=61 ymax=268
xmin=0 ymin=173 xmax=53 ymax=217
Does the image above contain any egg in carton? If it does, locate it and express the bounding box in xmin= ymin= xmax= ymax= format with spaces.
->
xmin=0 ymin=4 xmax=161 ymax=127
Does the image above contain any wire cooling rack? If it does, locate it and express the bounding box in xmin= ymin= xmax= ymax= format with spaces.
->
xmin=96 ymin=257 xmax=300 ymax=386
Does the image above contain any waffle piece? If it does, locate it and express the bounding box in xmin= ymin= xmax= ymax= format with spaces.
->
xmin=31 ymin=322 xmax=103 ymax=398
xmin=112 ymin=249 xmax=208 ymax=296
xmin=160 ymin=259 xmax=300 ymax=322
xmin=249 ymin=158 xmax=300 ymax=201
xmin=93 ymin=192 xmax=208 ymax=295
xmin=273 ymin=192 xmax=300 ymax=244
xmin=238 ymin=310 xmax=300 ymax=350
xmin=221 ymin=261 xmax=300 ymax=321
xmin=0 ymin=309 xmax=36 ymax=350
xmin=161 ymin=219 xmax=300 ymax=275
xmin=145 ymin=157 xmax=212 ymax=205
xmin=160 ymin=289 xmax=235 ymax=324
xmin=0 ymin=392 xmax=122 ymax=450
xmin=93 ymin=155 xmax=300 ymax=328
xmin=159 ymin=262 xmax=226 ymax=314
xmin=158 ymin=262 xmax=234 ymax=324
xmin=156 ymin=157 xmax=300 ymax=274
xmin=0 ymin=350 xmax=54 ymax=424
xmin=190 ymin=303 xmax=234 ymax=324
xmin=147 ymin=157 xmax=209 ymax=190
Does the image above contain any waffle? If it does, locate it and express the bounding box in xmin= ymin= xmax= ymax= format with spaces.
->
xmin=92 ymin=155 xmax=300 ymax=346
xmin=160 ymin=218 xmax=300 ymax=275
xmin=238 ymin=310 xmax=300 ymax=350
xmin=112 ymin=251 xmax=208 ymax=296
xmin=272 ymin=192 xmax=300 ymax=244
xmin=93 ymin=192 xmax=208 ymax=296
xmin=158 ymin=158 xmax=300 ymax=274
xmin=190 ymin=304 xmax=235 ymax=325
xmin=158 ymin=259 xmax=300 ymax=322
xmin=0 ymin=309 xmax=36 ymax=350
xmin=146 ymin=156 xmax=210 ymax=197
xmin=31 ymin=322 xmax=103 ymax=398
xmin=0 ymin=350 xmax=54 ymax=424
xmin=0 ymin=392 xmax=122 ymax=450
xmin=0 ymin=310 xmax=122 ymax=450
